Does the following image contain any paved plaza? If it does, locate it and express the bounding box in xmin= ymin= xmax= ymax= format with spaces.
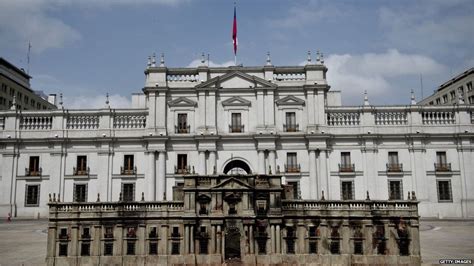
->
xmin=0 ymin=219 xmax=472 ymax=265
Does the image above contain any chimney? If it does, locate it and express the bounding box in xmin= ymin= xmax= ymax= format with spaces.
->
xmin=48 ymin=94 xmax=57 ymax=106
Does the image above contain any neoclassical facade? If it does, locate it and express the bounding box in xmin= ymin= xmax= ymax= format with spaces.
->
xmin=0 ymin=53 xmax=473 ymax=219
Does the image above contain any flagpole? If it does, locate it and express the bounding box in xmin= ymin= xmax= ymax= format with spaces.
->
xmin=234 ymin=54 xmax=237 ymax=66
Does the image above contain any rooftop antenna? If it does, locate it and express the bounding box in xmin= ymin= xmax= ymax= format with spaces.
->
xmin=27 ymin=41 xmax=31 ymax=74
xmin=207 ymin=53 xmax=210 ymax=67
xmin=420 ymin=73 xmax=424 ymax=100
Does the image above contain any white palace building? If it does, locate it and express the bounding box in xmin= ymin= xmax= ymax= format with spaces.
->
xmin=1 ymin=53 xmax=473 ymax=219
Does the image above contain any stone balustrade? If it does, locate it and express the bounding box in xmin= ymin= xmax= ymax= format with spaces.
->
xmin=422 ymin=110 xmax=455 ymax=124
xmin=375 ymin=111 xmax=408 ymax=125
xmin=66 ymin=114 xmax=99 ymax=129
xmin=327 ymin=109 xmax=360 ymax=126
xmin=113 ymin=113 xmax=146 ymax=129
xmin=50 ymin=201 xmax=184 ymax=216
xmin=167 ymin=74 xmax=199 ymax=82
xmin=281 ymin=200 xmax=418 ymax=212
xmin=273 ymin=73 xmax=306 ymax=81
xmin=20 ymin=115 xmax=53 ymax=130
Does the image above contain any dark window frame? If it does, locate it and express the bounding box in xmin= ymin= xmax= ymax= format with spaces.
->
xmin=341 ymin=180 xmax=354 ymax=200
xmin=122 ymin=183 xmax=135 ymax=201
xmin=388 ymin=180 xmax=403 ymax=200
xmin=25 ymin=184 xmax=40 ymax=207
xmin=74 ymin=183 xmax=88 ymax=202
xmin=437 ymin=180 xmax=453 ymax=202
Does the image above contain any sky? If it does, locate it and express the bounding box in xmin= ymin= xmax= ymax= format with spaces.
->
xmin=0 ymin=0 xmax=473 ymax=108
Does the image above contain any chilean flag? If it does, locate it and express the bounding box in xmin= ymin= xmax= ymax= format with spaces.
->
xmin=232 ymin=5 xmax=238 ymax=55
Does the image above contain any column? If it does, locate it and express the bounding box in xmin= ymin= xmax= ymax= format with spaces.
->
xmin=457 ymin=148 xmax=468 ymax=218
xmin=257 ymin=90 xmax=265 ymax=126
xmin=268 ymin=150 xmax=276 ymax=174
xmin=157 ymin=151 xmax=166 ymax=200
xmin=276 ymin=225 xmax=281 ymax=253
xmin=70 ymin=224 xmax=78 ymax=256
xmin=265 ymin=90 xmax=275 ymax=126
xmin=207 ymin=91 xmax=216 ymax=129
xmin=319 ymin=150 xmax=328 ymax=199
xmin=185 ymin=226 xmax=189 ymax=254
xmin=211 ymin=226 xmax=216 ymax=254
xmin=216 ymin=225 xmax=221 ymax=254
xmin=270 ymin=225 xmax=275 ymax=253
xmin=315 ymin=89 xmax=325 ymax=125
xmin=258 ymin=150 xmax=265 ymax=174
xmin=209 ymin=151 xmax=216 ymax=175
xmin=190 ymin=226 xmax=194 ymax=254
xmin=147 ymin=91 xmax=157 ymax=129
xmin=307 ymin=89 xmax=315 ymax=125
xmin=309 ymin=150 xmax=317 ymax=199
xmin=297 ymin=224 xmax=305 ymax=254
xmin=157 ymin=90 xmax=167 ymax=129
xmin=198 ymin=91 xmax=206 ymax=128
xmin=249 ymin=226 xmax=254 ymax=254
xmin=148 ymin=151 xmax=156 ymax=200
xmin=198 ymin=151 xmax=206 ymax=175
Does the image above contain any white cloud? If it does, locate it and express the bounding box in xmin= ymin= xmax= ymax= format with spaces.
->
xmin=64 ymin=94 xmax=131 ymax=109
xmin=324 ymin=49 xmax=445 ymax=102
xmin=187 ymin=59 xmax=234 ymax=68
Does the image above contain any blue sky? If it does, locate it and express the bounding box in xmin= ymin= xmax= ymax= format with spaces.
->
xmin=1 ymin=0 xmax=473 ymax=108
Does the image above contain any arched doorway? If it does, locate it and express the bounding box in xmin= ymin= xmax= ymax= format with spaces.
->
xmin=223 ymin=159 xmax=251 ymax=174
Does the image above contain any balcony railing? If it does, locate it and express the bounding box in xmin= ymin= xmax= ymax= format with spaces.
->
xmin=285 ymin=164 xmax=301 ymax=173
xmin=174 ymin=166 xmax=191 ymax=175
xmin=283 ymin=124 xmax=299 ymax=132
xmin=434 ymin=163 xmax=451 ymax=172
xmin=229 ymin=124 xmax=244 ymax=133
xmin=175 ymin=125 xmax=190 ymax=134
xmin=386 ymin=163 xmax=403 ymax=172
xmin=121 ymin=166 xmax=137 ymax=175
xmin=25 ymin=167 xmax=42 ymax=176
xmin=339 ymin=164 xmax=355 ymax=172
xmin=73 ymin=167 xmax=90 ymax=176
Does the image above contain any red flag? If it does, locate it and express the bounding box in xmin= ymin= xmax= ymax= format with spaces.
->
xmin=232 ymin=5 xmax=237 ymax=55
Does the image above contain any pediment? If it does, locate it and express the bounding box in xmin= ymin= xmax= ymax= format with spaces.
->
xmin=275 ymin=95 xmax=305 ymax=106
xmin=168 ymin=97 xmax=197 ymax=107
xmin=196 ymin=71 xmax=276 ymax=89
xmin=212 ymin=177 xmax=253 ymax=190
xmin=221 ymin=96 xmax=251 ymax=107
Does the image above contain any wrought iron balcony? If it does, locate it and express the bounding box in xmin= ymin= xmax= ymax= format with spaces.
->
xmin=175 ymin=125 xmax=190 ymax=134
xmin=174 ymin=165 xmax=191 ymax=175
xmin=339 ymin=164 xmax=355 ymax=172
xmin=285 ymin=164 xmax=301 ymax=173
xmin=386 ymin=163 xmax=403 ymax=172
xmin=121 ymin=166 xmax=137 ymax=175
xmin=434 ymin=163 xmax=451 ymax=172
xmin=229 ymin=124 xmax=244 ymax=133
xmin=73 ymin=167 xmax=90 ymax=176
xmin=25 ymin=167 xmax=42 ymax=176
xmin=283 ymin=124 xmax=299 ymax=132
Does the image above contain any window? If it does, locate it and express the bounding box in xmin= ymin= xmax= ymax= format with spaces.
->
xmin=127 ymin=241 xmax=135 ymax=255
xmin=442 ymin=94 xmax=448 ymax=103
xmin=104 ymin=226 xmax=114 ymax=238
xmin=25 ymin=184 xmax=40 ymax=206
xmin=450 ymin=91 xmax=456 ymax=100
xmin=340 ymin=152 xmax=353 ymax=172
xmin=59 ymin=228 xmax=68 ymax=239
xmin=286 ymin=227 xmax=296 ymax=254
xmin=341 ymin=181 xmax=354 ymax=200
xmin=149 ymin=227 xmax=158 ymax=238
xmin=81 ymin=242 xmax=90 ymax=256
xmin=354 ymin=240 xmax=363 ymax=255
xmin=467 ymin=81 xmax=473 ymax=92
xmin=58 ymin=243 xmax=68 ymax=256
xmin=176 ymin=154 xmax=188 ymax=174
xmin=387 ymin=152 xmax=401 ymax=172
xmin=104 ymin=242 xmax=113 ymax=256
xmin=28 ymin=156 xmax=40 ymax=176
xmin=122 ymin=183 xmax=135 ymax=201
xmin=287 ymin=181 xmax=300 ymax=199
xmin=75 ymin=156 xmax=88 ymax=175
xmin=435 ymin=151 xmax=450 ymax=171
xmin=149 ymin=242 xmax=158 ymax=255
xmin=82 ymin=227 xmax=91 ymax=239
xmin=285 ymin=112 xmax=297 ymax=132
xmin=171 ymin=242 xmax=180 ymax=255
xmin=436 ymin=98 xmax=441 ymax=104
xmin=257 ymin=238 xmax=266 ymax=254
xmin=122 ymin=155 xmax=135 ymax=175
xmin=230 ymin=113 xmax=242 ymax=132
xmin=74 ymin=184 xmax=87 ymax=202
xmin=437 ymin=180 xmax=452 ymax=202
xmin=199 ymin=239 xmax=209 ymax=254
xmin=172 ymin=227 xmax=180 ymax=237
xmin=309 ymin=241 xmax=318 ymax=254
xmin=177 ymin=113 xmax=188 ymax=133
xmin=388 ymin=180 xmax=403 ymax=200
xmin=286 ymin=152 xmax=299 ymax=172
xmin=458 ymin=86 xmax=464 ymax=95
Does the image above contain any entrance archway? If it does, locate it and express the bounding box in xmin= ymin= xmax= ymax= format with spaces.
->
xmin=223 ymin=159 xmax=251 ymax=174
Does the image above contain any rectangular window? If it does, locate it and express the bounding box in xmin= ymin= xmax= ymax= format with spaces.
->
xmin=104 ymin=242 xmax=113 ymax=256
xmin=199 ymin=239 xmax=209 ymax=254
xmin=122 ymin=183 xmax=135 ymax=201
xmin=28 ymin=156 xmax=40 ymax=176
xmin=340 ymin=152 xmax=353 ymax=172
xmin=177 ymin=154 xmax=187 ymax=174
xmin=287 ymin=181 xmax=300 ymax=199
xmin=230 ymin=113 xmax=242 ymax=132
xmin=177 ymin=113 xmax=188 ymax=133
xmin=149 ymin=242 xmax=158 ymax=255
xmin=25 ymin=184 xmax=40 ymax=206
xmin=330 ymin=241 xmax=340 ymax=254
xmin=123 ymin=155 xmax=134 ymax=174
xmin=127 ymin=241 xmax=135 ymax=255
xmin=442 ymin=94 xmax=448 ymax=103
xmin=286 ymin=152 xmax=299 ymax=172
xmin=309 ymin=241 xmax=318 ymax=254
xmin=354 ymin=240 xmax=363 ymax=255
xmin=388 ymin=180 xmax=403 ymax=200
xmin=82 ymin=227 xmax=91 ymax=239
xmin=341 ymin=181 xmax=354 ymax=200
xmin=467 ymin=81 xmax=473 ymax=92
xmin=435 ymin=151 xmax=450 ymax=171
xmin=387 ymin=152 xmax=401 ymax=172
xmin=58 ymin=243 xmax=68 ymax=256
xmin=286 ymin=239 xmax=295 ymax=254
xmin=81 ymin=242 xmax=90 ymax=256
xmin=76 ymin=156 xmax=87 ymax=175
xmin=74 ymin=184 xmax=87 ymax=202
xmin=285 ymin=112 xmax=297 ymax=132
xmin=171 ymin=242 xmax=180 ymax=255
xmin=257 ymin=238 xmax=266 ymax=254
xmin=437 ymin=180 xmax=453 ymax=202
xmin=149 ymin=227 xmax=158 ymax=238
xmin=172 ymin=227 xmax=180 ymax=237
xmin=104 ymin=226 xmax=114 ymax=238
